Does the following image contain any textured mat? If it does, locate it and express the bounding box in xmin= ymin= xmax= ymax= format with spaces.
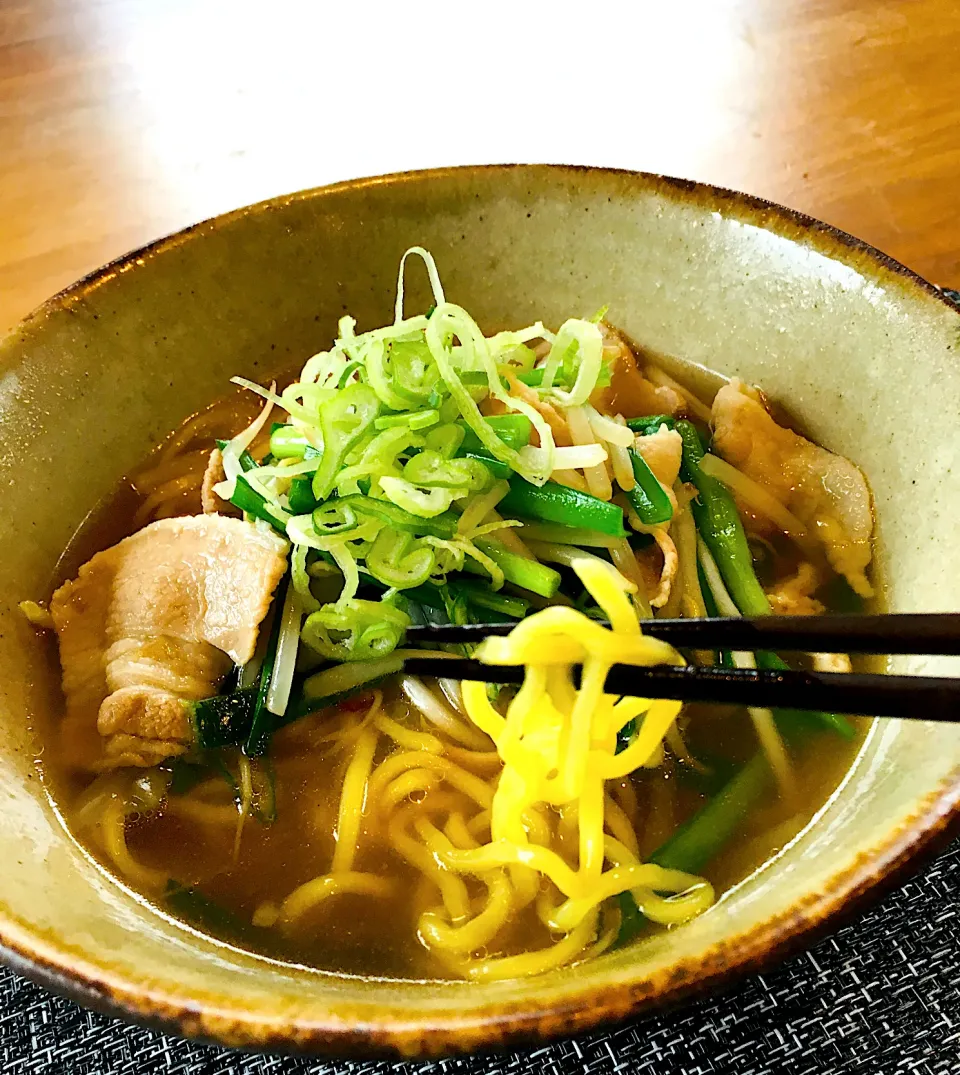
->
xmin=3 ymin=288 xmax=958 ymax=1075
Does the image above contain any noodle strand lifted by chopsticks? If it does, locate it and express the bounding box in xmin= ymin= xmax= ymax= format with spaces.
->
xmin=265 ymin=557 xmax=715 ymax=978
xmin=414 ymin=558 xmax=711 ymax=974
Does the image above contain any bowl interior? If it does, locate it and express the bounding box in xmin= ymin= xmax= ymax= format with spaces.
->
xmin=0 ymin=166 xmax=958 ymax=1055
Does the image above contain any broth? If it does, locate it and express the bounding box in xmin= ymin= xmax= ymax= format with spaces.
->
xmin=38 ymin=350 xmax=869 ymax=981
xmin=48 ymin=689 xmax=861 ymax=978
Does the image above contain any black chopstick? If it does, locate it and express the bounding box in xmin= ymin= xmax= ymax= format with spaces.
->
xmin=403 ymin=657 xmax=960 ymax=721
xmin=405 ymin=613 xmax=960 ymax=656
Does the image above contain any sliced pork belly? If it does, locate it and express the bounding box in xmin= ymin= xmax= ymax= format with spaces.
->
xmin=591 ymin=325 xmax=685 ymax=418
xmin=51 ymin=515 xmax=288 ymax=768
xmin=711 ymin=380 xmax=874 ymax=597
xmin=765 ymin=562 xmax=825 ymax=616
xmin=633 ymin=425 xmax=683 ymax=490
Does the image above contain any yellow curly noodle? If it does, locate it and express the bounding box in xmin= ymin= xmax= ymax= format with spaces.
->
xmin=99 ymin=794 xmax=167 ymax=890
xmin=72 ymin=771 xmax=171 ymax=891
xmin=126 ymin=390 xmax=265 ymax=524
xmin=270 ymin=692 xmax=390 ymax=927
xmin=355 ymin=558 xmax=709 ymax=981
xmin=250 ymin=559 xmax=712 ymax=981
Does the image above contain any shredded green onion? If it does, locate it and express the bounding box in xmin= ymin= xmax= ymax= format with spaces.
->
xmin=217 ymin=247 xmax=638 ymax=678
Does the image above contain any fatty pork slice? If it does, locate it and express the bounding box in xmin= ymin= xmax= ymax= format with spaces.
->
xmin=200 ymin=447 xmax=241 ymax=516
xmin=631 ymin=425 xmax=683 ymax=608
xmin=633 ymin=425 xmax=683 ymax=491
xmin=51 ymin=515 xmax=288 ymax=769
xmin=711 ymin=380 xmax=874 ymax=597
xmin=590 ymin=325 xmax=685 ymax=418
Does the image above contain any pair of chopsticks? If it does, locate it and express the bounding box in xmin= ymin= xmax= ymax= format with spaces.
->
xmin=402 ymin=614 xmax=960 ymax=720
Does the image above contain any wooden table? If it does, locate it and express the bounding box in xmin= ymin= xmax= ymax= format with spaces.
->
xmin=1 ymin=0 xmax=958 ymax=333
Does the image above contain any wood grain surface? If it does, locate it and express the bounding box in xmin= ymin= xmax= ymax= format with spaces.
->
xmin=1 ymin=0 xmax=958 ymax=332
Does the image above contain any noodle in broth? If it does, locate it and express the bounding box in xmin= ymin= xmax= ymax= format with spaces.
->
xmin=32 ymin=251 xmax=871 ymax=980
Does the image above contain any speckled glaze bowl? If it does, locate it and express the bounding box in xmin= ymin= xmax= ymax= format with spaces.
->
xmin=0 ymin=166 xmax=958 ymax=1058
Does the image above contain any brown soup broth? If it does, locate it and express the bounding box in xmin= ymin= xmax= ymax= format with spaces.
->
xmin=40 ymin=382 xmax=868 ymax=979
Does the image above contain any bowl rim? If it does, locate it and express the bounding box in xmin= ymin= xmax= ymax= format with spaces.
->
xmin=2 ymin=162 xmax=959 ymax=1058
xmin=9 ymin=164 xmax=960 ymax=339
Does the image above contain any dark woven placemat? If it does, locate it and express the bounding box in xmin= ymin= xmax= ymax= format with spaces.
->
xmin=2 ymin=288 xmax=958 ymax=1075
xmin=1 ymin=836 xmax=958 ymax=1074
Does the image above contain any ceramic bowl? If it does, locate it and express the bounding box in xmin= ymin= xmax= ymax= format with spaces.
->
xmin=0 ymin=166 xmax=958 ymax=1058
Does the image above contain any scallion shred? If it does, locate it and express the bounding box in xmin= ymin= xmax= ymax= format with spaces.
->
xmin=219 ymin=248 xmax=629 ymax=681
